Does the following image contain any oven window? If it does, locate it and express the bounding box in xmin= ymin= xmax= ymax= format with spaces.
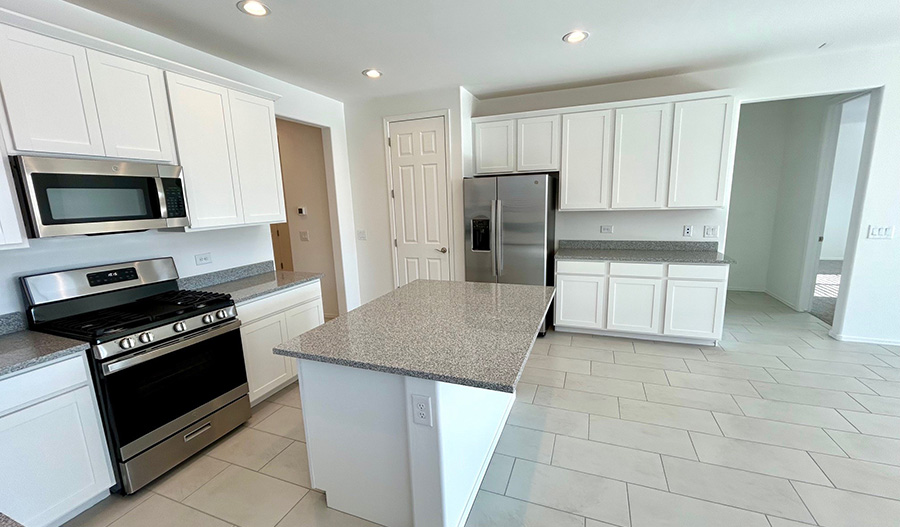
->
xmin=32 ymin=173 xmax=160 ymax=224
xmin=100 ymin=328 xmax=248 ymax=455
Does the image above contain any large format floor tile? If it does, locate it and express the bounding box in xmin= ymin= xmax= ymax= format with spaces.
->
xmin=465 ymin=491 xmax=585 ymax=527
xmin=532 ymin=385 xmax=619 ymax=417
xmin=689 ymin=432 xmax=831 ymax=484
xmin=275 ymin=491 xmax=380 ymax=527
xmin=253 ymin=406 xmax=306 ymax=442
xmin=495 ymin=425 xmax=555 ymax=463
xmin=793 ymin=482 xmax=900 ymax=527
xmin=628 ymin=485 xmax=770 ymax=527
xmin=552 ymin=435 xmax=668 ymax=489
xmin=207 ymin=427 xmax=292 ymax=471
xmin=507 ymin=402 xmax=590 ymax=438
xmin=149 ymin=455 xmax=230 ymax=502
xmin=733 ymin=395 xmax=857 ymax=431
xmin=109 ymin=494 xmax=230 ymax=527
xmin=811 ymin=453 xmax=900 ymax=500
xmin=713 ymin=412 xmax=845 ymax=455
xmin=619 ymin=398 xmax=722 ymax=435
xmin=260 ymin=441 xmax=312 ymax=488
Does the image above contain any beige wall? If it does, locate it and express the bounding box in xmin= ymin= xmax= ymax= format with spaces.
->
xmin=277 ymin=119 xmax=340 ymax=318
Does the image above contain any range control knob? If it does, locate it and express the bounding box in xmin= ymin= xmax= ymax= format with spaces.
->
xmin=202 ymin=314 xmax=214 ymax=324
xmin=216 ymin=309 xmax=228 ymax=320
xmin=173 ymin=322 xmax=186 ymax=333
xmin=119 ymin=337 xmax=135 ymax=350
xmin=138 ymin=332 xmax=154 ymax=344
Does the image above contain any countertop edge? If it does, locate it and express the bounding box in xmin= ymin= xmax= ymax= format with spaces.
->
xmin=0 ymin=341 xmax=88 ymax=379
xmin=232 ymin=274 xmax=324 ymax=305
xmin=555 ymin=252 xmax=733 ymax=265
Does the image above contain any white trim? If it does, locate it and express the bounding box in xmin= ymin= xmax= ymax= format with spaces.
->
xmin=472 ymin=89 xmax=735 ymax=121
xmin=383 ymin=110 xmax=455 ymax=288
xmin=764 ymin=288 xmax=803 ymax=312
xmin=827 ymin=333 xmax=900 ymax=346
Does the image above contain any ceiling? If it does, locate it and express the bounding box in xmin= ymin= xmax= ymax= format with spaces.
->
xmin=63 ymin=0 xmax=900 ymax=102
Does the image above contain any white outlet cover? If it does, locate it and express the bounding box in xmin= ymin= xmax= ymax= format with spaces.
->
xmin=411 ymin=394 xmax=433 ymax=427
xmin=600 ymin=225 xmax=614 ymax=234
xmin=683 ymin=225 xmax=693 ymax=237
xmin=195 ymin=253 xmax=212 ymax=265
xmin=299 ymin=230 xmax=310 ymax=241
xmin=356 ymin=229 xmax=367 ymax=241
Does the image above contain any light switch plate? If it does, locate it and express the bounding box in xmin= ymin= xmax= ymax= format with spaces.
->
xmin=600 ymin=225 xmax=614 ymax=234
xmin=356 ymin=229 xmax=367 ymax=241
xmin=703 ymin=225 xmax=719 ymax=238
xmin=195 ymin=253 xmax=212 ymax=265
xmin=299 ymin=231 xmax=310 ymax=241
xmin=867 ymin=225 xmax=894 ymax=239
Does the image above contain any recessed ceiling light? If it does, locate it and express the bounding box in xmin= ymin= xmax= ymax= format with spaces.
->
xmin=562 ymin=30 xmax=589 ymax=44
xmin=362 ymin=69 xmax=383 ymax=79
xmin=236 ymin=0 xmax=270 ymax=16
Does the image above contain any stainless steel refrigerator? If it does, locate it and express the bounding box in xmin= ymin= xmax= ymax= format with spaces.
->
xmin=464 ymin=173 xmax=556 ymax=286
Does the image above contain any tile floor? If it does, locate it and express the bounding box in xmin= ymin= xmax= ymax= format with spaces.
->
xmin=65 ymin=292 xmax=900 ymax=527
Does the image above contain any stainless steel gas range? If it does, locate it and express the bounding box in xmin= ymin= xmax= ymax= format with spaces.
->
xmin=21 ymin=258 xmax=250 ymax=494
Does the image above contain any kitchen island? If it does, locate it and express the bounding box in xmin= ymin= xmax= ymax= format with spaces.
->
xmin=274 ymin=280 xmax=555 ymax=527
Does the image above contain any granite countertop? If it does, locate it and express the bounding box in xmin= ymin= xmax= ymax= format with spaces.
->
xmin=202 ymin=270 xmax=324 ymax=304
xmin=275 ymin=280 xmax=555 ymax=393
xmin=0 ymin=330 xmax=88 ymax=378
xmin=555 ymin=240 xmax=734 ymax=265
xmin=0 ymin=513 xmax=23 ymax=527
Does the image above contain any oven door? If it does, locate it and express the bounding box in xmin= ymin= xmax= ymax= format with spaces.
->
xmin=97 ymin=320 xmax=248 ymax=461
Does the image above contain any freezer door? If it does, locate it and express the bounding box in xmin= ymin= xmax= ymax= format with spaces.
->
xmin=464 ymin=177 xmax=497 ymax=283
xmin=497 ymin=174 xmax=550 ymax=285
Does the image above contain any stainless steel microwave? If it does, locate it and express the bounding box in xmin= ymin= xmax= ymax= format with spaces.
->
xmin=10 ymin=155 xmax=190 ymax=238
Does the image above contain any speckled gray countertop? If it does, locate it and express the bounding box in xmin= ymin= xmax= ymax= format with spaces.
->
xmin=203 ymin=270 xmax=324 ymax=304
xmin=275 ymin=280 xmax=555 ymax=392
xmin=556 ymin=240 xmax=733 ymax=265
xmin=0 ymin=330 xmax=88 ymax=378
xmin=0 ymin=513 xmax=23 ymax=527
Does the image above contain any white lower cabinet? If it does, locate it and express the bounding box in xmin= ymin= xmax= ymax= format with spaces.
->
xmin=664 ymin=279 xmax=727 ymax=339
xmin=555 ymin=274 xmax=606 ymax=329
xmin=606 ymin=276 xmax=664 ymax=334
xmin=238 ymin=281 xmax=324 ymax=404
xmin=0 ymin=356 xmax=114 ymax=527
xmin=555 ymin=262 xmax=729 ymax=343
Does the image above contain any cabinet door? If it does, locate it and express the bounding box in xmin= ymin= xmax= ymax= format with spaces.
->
xmin=474 ymin=120 xmax=515 ymax=173
xmin=228 ymin=90 xmax=286 ymax=224
xmin=607 ymin=277 xmax=664 ymax=334
xmin=555 ymin=274 xmax=605 ymax=329
xmin=0 ymin=25 xmax=104 ymax=156
xmin=285 ymin=299 xmax=325 ymax=340
xmin=166 ymin=72 xmax=244 ymax=228
xmin=668 ymin=97 xmax=732 ymax=208
xmin=240 ymin=313 xmax=293 ymax=404
xmin=87 ymin=50 xmax=175 ymax=162
xmin=664 ymin=279 xmax=726 ymax=339
xmin=517 ymin=115 xmax=560 ymax=171
xmin=560 ymin=110 xmax=613 ymax=210
xmin=0 ymin=386 xmax=113 ymax=527
xmin=611 ymin=104 xmax=673 ymax=209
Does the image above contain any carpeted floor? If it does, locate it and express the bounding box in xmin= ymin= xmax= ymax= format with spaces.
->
xmin=810 ymin=260 xmax=842 ymax=326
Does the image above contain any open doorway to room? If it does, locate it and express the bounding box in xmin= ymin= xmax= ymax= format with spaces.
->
xmin=725 ymin=91 xmax=873 ymax=329
xmin=272 ymin=118 xmax=341 ymax=320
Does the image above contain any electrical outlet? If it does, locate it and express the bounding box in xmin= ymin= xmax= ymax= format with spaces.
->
xmin=297 ymin=207 xmax=307 ymax=215
xmin=411 ymin=394 xmax=433 ymax=427
xmin=600 ymin=225 xmax=614 ymax=234
xmin=867 ymin=225 xmax=895 ymax=239
xmin=683 ymin=225 xmax=693 ymax=237
xmin=299 ymin=231 xmax=310 ymax=241
xmin=356 ymin=229 xmax=367 ymax=241
xmin=703 ymin=225 xmax=719 ymax=238
xmin=194 ymin=253 xmax=212 ymax=265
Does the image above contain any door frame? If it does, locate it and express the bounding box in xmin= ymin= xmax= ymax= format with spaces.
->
xmin=383 ymin=110 xmax=455 ymax=288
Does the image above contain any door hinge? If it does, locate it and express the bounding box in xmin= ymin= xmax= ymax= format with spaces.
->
xmin=387 ymin=137 xmax=391 ymax=147
xmin=394 ymin=239 xmax=398 ymax=247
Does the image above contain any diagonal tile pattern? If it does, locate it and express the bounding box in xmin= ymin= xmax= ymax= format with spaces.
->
xmin=66 ymin=292 xmax=900 ymax=527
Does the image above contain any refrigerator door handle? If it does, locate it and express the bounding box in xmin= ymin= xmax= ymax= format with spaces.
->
xmin=496 ymin=199 xmax=503 ymax=276
xmin=490 ymin=199 xmax=497 ymax=277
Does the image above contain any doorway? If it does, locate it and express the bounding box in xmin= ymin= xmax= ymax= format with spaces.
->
xmin=384 ymin=113 xmax=453 ymax=287
xmin=725 ymin=91 xmax=872 ymax=327
xmin=271 ymin=118 xmax=341 ymax=320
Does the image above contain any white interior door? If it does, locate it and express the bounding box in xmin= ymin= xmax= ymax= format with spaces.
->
xmin=389 ymin=116 xmax=451 ymax=286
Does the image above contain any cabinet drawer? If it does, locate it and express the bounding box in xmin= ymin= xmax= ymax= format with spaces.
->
xmin=609 ymin=262 xmax=665 ymax=278
xmin=236 ymin=281 xmax=322 ymax=323
xmin=556 ymin=260 xmax=608 ymax=275
xmin=0 ymin=355 xmax=88 ymax=416
xmin=668 ymin=264 xmax=729 ymax=280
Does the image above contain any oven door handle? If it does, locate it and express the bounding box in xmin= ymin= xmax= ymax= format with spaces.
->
xmin=101 ymin=319 xmax=242 ymax=376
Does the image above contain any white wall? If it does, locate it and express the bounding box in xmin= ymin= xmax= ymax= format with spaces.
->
xmin=821 ymin=95 xmax=869 ymax=260
xmin=725 ymin=100 xmax=791 ymax=291
xmin=474 ymin=43 xmax=900 ymax=344
xmin=345 ymin=87 xmax=468 ymax=303
xmin=0 ymin=0 xmax=361 ymax=313
xmin=765 ymin=97 xmax=833 ymax=310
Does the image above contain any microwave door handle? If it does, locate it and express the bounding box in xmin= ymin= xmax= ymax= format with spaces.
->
xmin=154 ymin=177 xmax=168 ymax=219
xmin=490 ymin=200 xmax=497 ymax=277
xmin=101 ymin=320 xmax=241 ymax=376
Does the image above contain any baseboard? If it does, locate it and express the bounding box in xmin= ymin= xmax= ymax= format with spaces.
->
xmin=324 ymin=313 xmax=339 ymax=321
xmin=726 ymin=287 xmax=766 ymax=293
xmin=829 ymin=333 xmax=900 ymax=346
xmin=553 ymin=326 xmax=718 ymax=347
xmin=763 ymin=289 xmax=803 ymax=312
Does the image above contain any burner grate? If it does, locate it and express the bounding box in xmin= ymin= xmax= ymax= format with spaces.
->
xmin=150 ymin=290 xmax=232 ymax=306
xmin=49 ymin=309 xmax=152 ymax=338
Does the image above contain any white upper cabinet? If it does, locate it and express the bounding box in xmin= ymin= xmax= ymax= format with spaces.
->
xmin=516 ymin=115 xmax=560 ymax=171
xmin=0 ymin=25 xmax=104 ymax=156
xmin=166 ymin=72 xmax=244 ymax=229
xmin=668 ymin=97 xmax=733 ymax=208
xmin=474 ymin=119 xmax=515 ymax=173
xmin=611 ymin=103 xmax=673 ymax=209
xmin=86 ymin=50 xmax=175 ymax=162
xmin=228 ymin=90 xmax=286 ymax=224
xmin=559 ymin=110 xmax=613 ymax=210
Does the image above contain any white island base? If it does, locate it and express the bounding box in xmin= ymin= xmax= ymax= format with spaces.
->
xmin=295 ymin=358 xmax=515 ymax=527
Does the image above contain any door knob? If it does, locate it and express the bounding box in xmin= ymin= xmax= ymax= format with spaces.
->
xmin=436 ymin=247 xmax=448 ymax=253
